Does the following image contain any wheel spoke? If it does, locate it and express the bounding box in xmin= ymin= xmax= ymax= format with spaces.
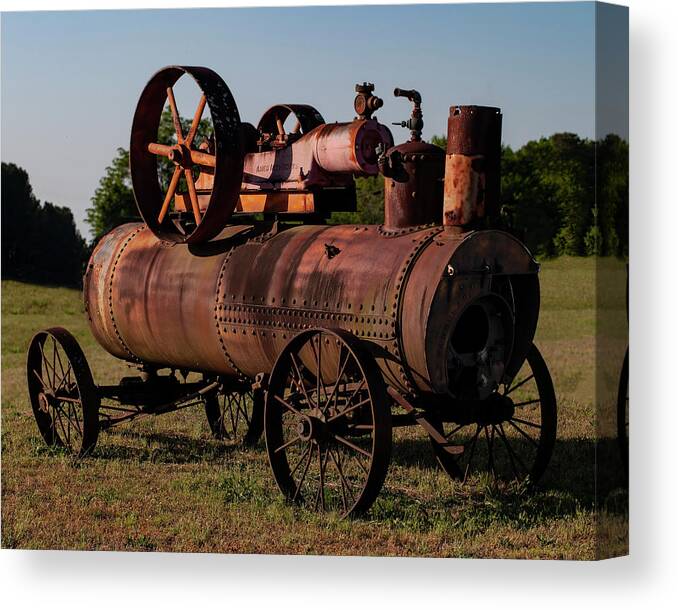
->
xmin=274 ymin=393 xmax=304 ymax=417
xmin=485 ymin=425 xmax=496 ymax=479
xmin=38 ymin=342 xmax=55 ymax=389
xmin=185 ymin=95 xmax=207 ymax=146
xmin=292 ymin=443 xmax=315 ymax=502
xmin=325 ymin=346 xmax=351 ymax=414
xmin=157 ymin=166 xmax=181 ymax=223
xmin=289 ymin=354 xmax=314 ymax=409
xmin=343 ymin=378 xmax=366 ymax=412
xmin=53 ymin=362 xmax=73 ymax=396
xmin=184 ymin=169 xmax=202 ymax=225
xmin=507 ymin=419 xmax=540 ymax=448
xmin=289 ymin=442 xmax=312 ymax=479
xmin=507 ymin=374 xmax=535 ymax=395
xmin=511 ymin=416 xmax=542 ymax=430
xmin=512 ymin=398 xmax=541 ymax=408
xmin=228 ymin=396 xmax=239 ymax=436
xmin=314 ymin=335 xmax=325 ymax=410
xmin=274 ymin=433 xmax=302 ymax=454
xmin=67 ymin=400 xmax=83 ymax=436
xmin=166 ymin=86 xmax=184 ymax=142
xmin=315 ymin=445 xmax=328 ymax=511
xmin=333 ymin=434 xmax=371 ymax=458
xmin=52 ymin=404 xmax=70 ymax=449
xmin=54 ymin=401 xmax=79 ymax=438
xmin=497 ymin=423 xmax=530 ymax=477
xmin=32 ymin=368 xmax=49 ymax=390
xmin=463 ymin=425 xmax=482 ymax=482
xmin=325 ymin=397 xmax=371 ymax=423
xmin=329 ymin=447 xmax=353 ymax=511
xmin=444 ymin=423 xmax=466 ymax=439
xmin=53 ymin=342 xmax=67 ymax=388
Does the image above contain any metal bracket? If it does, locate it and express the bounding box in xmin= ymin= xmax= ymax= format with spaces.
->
xmin=387 ymin=387 xmax=464 ymax=455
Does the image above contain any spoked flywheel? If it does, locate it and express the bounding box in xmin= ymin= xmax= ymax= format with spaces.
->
xmin=204 ymin=386 xmax=264 ymax=446
xmin=265 ymin=329 xmax=392 ymax=517
xmin=432 ymin=343 xmax=557 ymax=485
xmin=130 ymin=65 xmax=244 ymax=244
xmin=27 ymin=327 xmax=100 ymax=456
xmin=256 ymin=104 xmax=325 ymax=150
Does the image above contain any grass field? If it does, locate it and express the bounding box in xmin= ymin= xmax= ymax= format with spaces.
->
xmin=0 ymin=256 xmax=628 ymax=559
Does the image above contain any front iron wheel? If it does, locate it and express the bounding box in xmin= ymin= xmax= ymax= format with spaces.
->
xmin=432 ymin=342 xmax=557 ymax=485
xmin=264 ymin=328 xmax=392 ymax=517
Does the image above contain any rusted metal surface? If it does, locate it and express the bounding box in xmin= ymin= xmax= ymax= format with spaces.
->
xmin=443 ymin=154 xmax=486 ymax=226
xmin=382 ymin=140 xmax=445 ymax=230
xmin=444 ymin=105 xmax=502 ymax=225
xmin=84 ymin=221 xmax=538 ymax=400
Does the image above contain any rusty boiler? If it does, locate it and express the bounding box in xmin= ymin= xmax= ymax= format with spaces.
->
xmin=29 ymin=65 xmax=556 ymax=518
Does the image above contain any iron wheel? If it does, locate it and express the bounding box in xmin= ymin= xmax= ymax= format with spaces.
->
xmin=432 ymin=342 xmax=557 ymax=485
xmin=265 ymin=328 xmax=392 ymax=517
xmin=27 ymin=327 xmax=99 ymax=456
xmin=204 ymin=387 xmax=263 ymax=446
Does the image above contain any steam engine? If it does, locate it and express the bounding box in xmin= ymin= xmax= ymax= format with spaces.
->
xmin=28 ymin=66 xmax=556 ymax=517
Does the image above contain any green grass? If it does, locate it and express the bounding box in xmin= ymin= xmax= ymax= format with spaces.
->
xmin=0 ymin=257 xmax=628 ymax=558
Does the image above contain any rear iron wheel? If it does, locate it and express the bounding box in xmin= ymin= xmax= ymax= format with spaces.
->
xmin=265 ymin=328 xmax=392 ymax=517
xmin=204 ymin=387 xmax=264 ymax=446
xmin=432 ymin=342 xmax=557 ymax=485
xmin=27 ymin=327 xmax=99 ymax=456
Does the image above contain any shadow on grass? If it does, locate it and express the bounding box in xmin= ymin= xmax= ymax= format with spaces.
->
xmin=82 ymin=426 xmax=627 ymax=536
xmin=391 ymin=434 xmax=626 ymax=501
xmin=93 ymin=429 xmax=242 ymax=464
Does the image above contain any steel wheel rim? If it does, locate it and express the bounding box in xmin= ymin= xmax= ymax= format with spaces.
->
xmin=27 ymin=328 xmax=99 ymax=456
xmin=432 ymin=342 xmax=557 ymax=485
xmin=265 ymin=329 xmax=391 ymax=517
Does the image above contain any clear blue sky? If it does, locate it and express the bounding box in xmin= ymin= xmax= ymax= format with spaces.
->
xmin=1 ymin=2 xmax=621 ymax=238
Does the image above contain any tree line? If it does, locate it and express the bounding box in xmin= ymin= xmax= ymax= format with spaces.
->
xmin=1 ymin=128 xmax=627 ymax=288
xmin=1 ymin=162 xmax=88 ymax=287
xmin=332 ymin=132 xmax=628 ymax=258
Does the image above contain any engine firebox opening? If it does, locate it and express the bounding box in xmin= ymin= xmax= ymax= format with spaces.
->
xmin=450 ymin=303 xmax=490 ymax=354
xmin=446 ymin=294 xmax=514 ymax=401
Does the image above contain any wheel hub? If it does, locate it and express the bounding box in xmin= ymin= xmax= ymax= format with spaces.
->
xmin=476 ymin=394 xmax=515 ymax=425
xmin=447 ymin=394 xmax=516 ymax=427
xmin=37 ymin=392 xmax=50 ymax=413
xmin=297 ymin=414 xmax=330 ymax=444
xmin=168 ymin=143 xmax=194 ymax=168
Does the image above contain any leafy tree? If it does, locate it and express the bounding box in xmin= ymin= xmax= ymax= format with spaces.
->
xmin=86 ymin=147 xmax=137 ymax=241
xmin=596 ymin=134 xmax=629 ymax=257
xmin=2 ymin=162 xmax=41 ymax=275
xmin=2 ymin=162 xmax=88 ymax=286
xmin=329 ymin=175 xmax=385 ymax=225
xmin=430 ymin=134 xmax=447 ymax=150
